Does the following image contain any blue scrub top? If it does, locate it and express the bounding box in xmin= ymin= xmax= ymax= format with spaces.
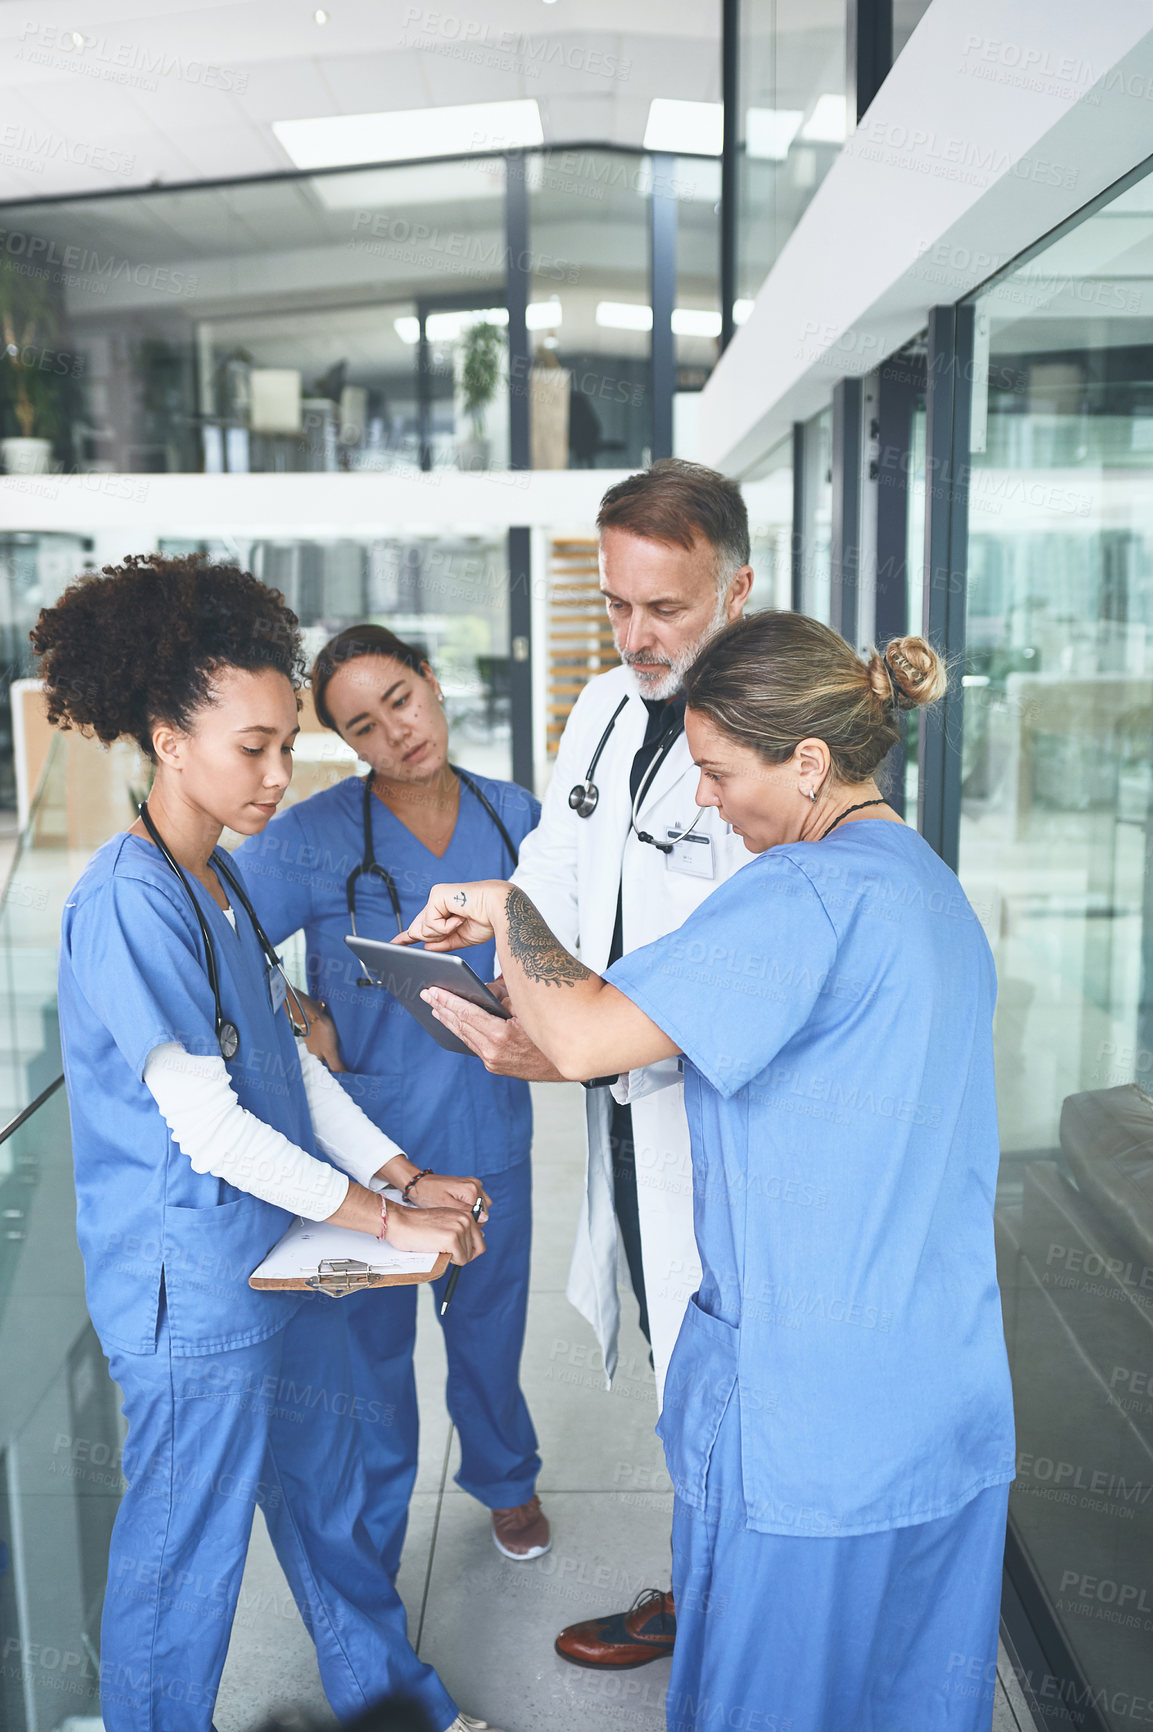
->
xmin=234 ymin=771 xmax=540 ymax=1176
xmin=59 ymin=835 xmax=317 ymax=1357
xmin=607 ymin=821 xmax=1016 ymax=1538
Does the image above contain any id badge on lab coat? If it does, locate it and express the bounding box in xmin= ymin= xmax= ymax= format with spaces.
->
xmin=268 ymin=964 xmax=287 ymax=1014
xmin=664 ymin=828 xmax=715 ymax=879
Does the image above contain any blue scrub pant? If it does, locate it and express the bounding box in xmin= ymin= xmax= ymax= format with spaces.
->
xmin=668 ymin=1481 xmax=1010 ymax=1732
xmin=344 ymin=1159 xmax=540 ymax=1577
xmin=101 ymin=1294 xmax=457 ymax=1732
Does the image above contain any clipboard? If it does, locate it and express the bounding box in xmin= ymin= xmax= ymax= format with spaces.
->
xmin=250 ymin=1210 xmax=450 ymax=1297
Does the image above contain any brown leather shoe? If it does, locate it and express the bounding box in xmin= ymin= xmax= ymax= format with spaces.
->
xmin=492 ymin=1494 xmax=551 ymax=1560
xmin=555 ymin=1588 xmax=676 ymax=1668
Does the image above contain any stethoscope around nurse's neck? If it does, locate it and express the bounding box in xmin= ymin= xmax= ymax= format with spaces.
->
xmin=138 ymin=800 xmax=310 ymax=1060
xmin=347 ymin=766 xmax=521 ymax=984
xmin=567 ymin=697 xmax=704 ymax=854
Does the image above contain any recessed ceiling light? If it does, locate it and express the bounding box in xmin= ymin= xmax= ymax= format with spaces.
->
xmin=526 ymin=298 xmax=563 ymax=330
xmin=314 ymin=8 xmax=328 ymax=22
xmin=671 ymin=308 xmax=722 ymax=339
xmin=733 ymin=299 xmax=754 ymax=326
xmin=393 ymin=309 xmax=507 ymax=345
xmin=274 ymin=99 xmax=544 ymax=171
xmin=800 ymin=94 xmax=848 ymax=144
xmin=643 ymin=99 xmax=723 ymax=157
xmin=597 ymin=303 xmax=730 ymax=335
xmin=596 ymin=302 xmax=654 ymax=332
xmin=393 ymin=304 xmax=560 ymax=344
xmin=746 ymin=108 xmax=804 ymax=161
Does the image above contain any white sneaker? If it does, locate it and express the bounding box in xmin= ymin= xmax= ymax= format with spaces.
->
xmin=445 ymin=1716 xmax=500 ymax=1732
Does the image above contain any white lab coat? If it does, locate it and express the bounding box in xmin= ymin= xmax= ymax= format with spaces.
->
xmin=513 ymin=665 xmax=749 ymax=1404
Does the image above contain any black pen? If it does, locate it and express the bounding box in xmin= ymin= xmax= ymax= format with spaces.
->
xmin=440 ymin=1197 xmax=485 ymax=1316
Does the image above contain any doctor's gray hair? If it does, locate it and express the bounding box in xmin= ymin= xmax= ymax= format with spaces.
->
xmin=683 ymin=611 xmax=947 ymax=784
xmin=596 ymin=459 xmax=750 ymax=592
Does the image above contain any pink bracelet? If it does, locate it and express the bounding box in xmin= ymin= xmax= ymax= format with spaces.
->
xmin=377 ymin=1195 xmax=389 ymax=1241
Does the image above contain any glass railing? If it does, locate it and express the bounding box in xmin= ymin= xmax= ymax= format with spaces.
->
xmin=0 ymin=727 xmax=127 ymax=1729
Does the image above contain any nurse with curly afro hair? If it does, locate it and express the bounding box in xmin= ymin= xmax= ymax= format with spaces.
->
xmin=34 ymin=554 xmax=497 ymax=1732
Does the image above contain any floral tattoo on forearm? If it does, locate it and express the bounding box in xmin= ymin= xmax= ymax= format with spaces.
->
xmin=503 ymin=886 xmax=592 ymax=988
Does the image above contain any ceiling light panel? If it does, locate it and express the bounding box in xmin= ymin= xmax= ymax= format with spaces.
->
xmin=596 ymin=302 xmax=654 ymax=332
xmin=745 ymin=108 xmax=804 ymax=161
xmin=274 ymin=99 xmax=544 ymax=171
xmin=800 ymin=94 xmax=849 ymax=145
xmin=671 ymin=308 xmax=722 ymax=338
xmin=643 ymin=99 xmax=724 ymax=157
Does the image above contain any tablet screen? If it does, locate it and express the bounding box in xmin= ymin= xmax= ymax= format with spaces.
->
xmin=344 ymin=936 xmax=510 ymax=1054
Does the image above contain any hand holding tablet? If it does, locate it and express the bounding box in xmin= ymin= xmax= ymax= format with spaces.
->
xmin=344 ymin=934 xmax=510 ymax=1055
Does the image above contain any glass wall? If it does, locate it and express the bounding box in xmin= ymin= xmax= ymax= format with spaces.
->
xmin=892 ymin=0 xmax=934 ymax=58
xmin=960 ymin=165 xmax=1153 ymax=1728
xmin=747 ymin=434 xmax=795 ymax=611
xmin=164 ymin=531 xmax=514 ymax=784
xmin=527 ymin=150 xmax=652 ymax=468
xmin=736 ymin=0 xmax=849 ymax=309
xmin=798 ymin=403 xmax=833 ymax=620
xmin=0 ymin=533 xmax=92 ymax=811
xmin=0 ymin=148 xmax=717 ymax=478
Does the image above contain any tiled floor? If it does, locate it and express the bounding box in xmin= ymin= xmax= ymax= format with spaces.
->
xmin=216 ymin=1083 xmax=1034 ymax=1732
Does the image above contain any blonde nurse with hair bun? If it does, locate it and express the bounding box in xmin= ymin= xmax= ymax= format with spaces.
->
xmin=407 ymin=611 xmax=1017 ymax=1732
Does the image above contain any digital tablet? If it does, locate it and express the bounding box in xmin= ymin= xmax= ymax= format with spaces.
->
xmin=344 ymin=936 xmax=511 ymax=1055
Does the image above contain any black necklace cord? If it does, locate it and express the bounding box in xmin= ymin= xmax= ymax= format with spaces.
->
xmin=818 ymin=798 xmax=888 ymax=842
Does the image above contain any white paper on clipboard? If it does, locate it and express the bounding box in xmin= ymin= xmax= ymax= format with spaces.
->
xmin=251 ymin=1215 xmax=439 ymax=1284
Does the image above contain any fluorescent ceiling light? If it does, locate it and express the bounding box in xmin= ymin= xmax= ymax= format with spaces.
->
xmin=671 ymin=308 xmax=722 ymax=338
xmin=597 ymin=303 xmax=723 ymax=337
xmin=274 ymin=99 xmax=543 ymax=171
xmin=800 ymin=94 xmax=848 ymax=145
xmin=597 ymin=302 xmax=654 ymax=332
xmin=746 ymin=107 xmax=804 ymax=161
xmin=526 ymin=299 xmax=563 ymax=330
xmin=733 ymin=299 xmax=754 ymax=326
xmin=643 ymin=99 xmax=723 ymax=157
xmin=393 ymin=304 xmax=559 ymax=344
xmin=394 ymin=308 xmax=507 ymax=344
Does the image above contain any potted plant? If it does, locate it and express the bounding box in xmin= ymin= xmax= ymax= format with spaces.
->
xmin=456 ymin=318 xmax=503 ymax=471
xmin=0 ymin=257 xmax=64 ymax=475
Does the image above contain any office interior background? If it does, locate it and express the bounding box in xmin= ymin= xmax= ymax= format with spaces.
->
xmin=2 ymin=1 xmax=1153 ymax=1728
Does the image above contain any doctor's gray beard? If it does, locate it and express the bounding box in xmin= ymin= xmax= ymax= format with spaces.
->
xmin=622 ymin=590 xmax=731 ymax=703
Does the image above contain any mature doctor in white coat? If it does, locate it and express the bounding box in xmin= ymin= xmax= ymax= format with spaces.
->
xmin=422 ymin=459 xmax=753 ymax=1670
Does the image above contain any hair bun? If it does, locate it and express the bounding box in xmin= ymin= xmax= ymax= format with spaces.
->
xmin=868 ymin=636 xmax=947 ymax=710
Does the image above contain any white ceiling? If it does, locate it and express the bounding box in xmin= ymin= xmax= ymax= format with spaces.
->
xmin=0 ymin=0 xmax=721 ymax=203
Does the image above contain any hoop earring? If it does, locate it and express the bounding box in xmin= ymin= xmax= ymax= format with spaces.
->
xmin=801 ymin=786 xmax=816 ymax=803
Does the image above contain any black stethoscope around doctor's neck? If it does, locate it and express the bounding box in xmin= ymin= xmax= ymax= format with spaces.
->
xmin=568 ymin=697 xmax=704 ymax=855
xmin=347 ymin=767 xmax=520 ymax=984
xmin=139 ymin=800 xmax=311 ymax=1062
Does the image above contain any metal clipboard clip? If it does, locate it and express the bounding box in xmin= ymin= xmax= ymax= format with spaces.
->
xmin=305 ymin=1258 xmax=388 ymax=1298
